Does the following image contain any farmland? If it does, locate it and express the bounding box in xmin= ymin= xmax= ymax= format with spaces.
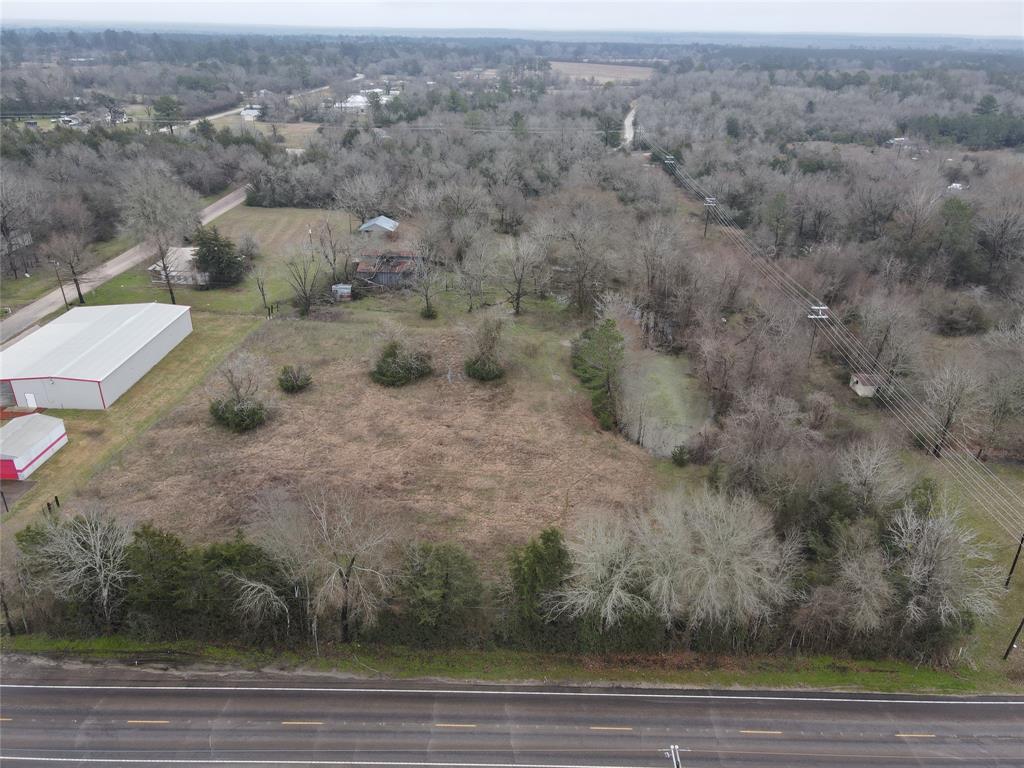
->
xmin=208 ymin=114 xmax=324 ymax=149
xmin=550 ymin=60 xmax=655 ymax=82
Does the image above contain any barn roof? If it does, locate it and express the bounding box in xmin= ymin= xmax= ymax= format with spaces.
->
xmin=358 ymin=215 xmax=399 ymax=233
xmin=0 ymin=413 xmax=65 ymax=460
xmin=355 ymin=252 xmax=419 ymax=274
xmin=852 ymin=372 xmax=885 ymax=387
xmin=0 ymin=303 xmax=191 ymax=383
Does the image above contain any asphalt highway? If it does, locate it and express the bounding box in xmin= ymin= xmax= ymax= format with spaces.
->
xmin=1 ymin=660 xmax=1022 ymax=767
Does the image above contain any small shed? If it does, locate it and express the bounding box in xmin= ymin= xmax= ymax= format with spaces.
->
xmin=850 ymin=373 xmax=883 ymax=398
xmin=149 ymin=247 xmax=209 ymax=287
xmin=331 ymin=283 xmax=352 ymax=301
xmin=358 ymin=215 xmax=399 ymax=237
xmin=0 ymin=414 xmax=68 ymax=481
xmin=355 ymin=252 xmax=420 ymax=289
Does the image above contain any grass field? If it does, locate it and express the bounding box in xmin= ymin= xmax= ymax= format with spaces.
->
xmin=550 ymin=61 xmax=655 ymax=82
xmin=209 ymin=114 xmax=323 ymax=149
xmin=1 ymin=313 xmax=261 ymax=525
xmin=82 ymin=205 xmax=405 ymax=315
xmin=80 ymin=292 xmax=659 ymax=565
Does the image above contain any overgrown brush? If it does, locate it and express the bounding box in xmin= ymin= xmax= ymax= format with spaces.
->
xmin=371 ymin=341 xmax=432 ymax=387
xmin=278 ymin=364 xmax=313 ymax=393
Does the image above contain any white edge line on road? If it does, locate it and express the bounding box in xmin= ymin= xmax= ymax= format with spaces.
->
xmin=0 ymin=683 xmax=1020 ymax=706
xmin=1 ymin=759 xmax=645 ymax=768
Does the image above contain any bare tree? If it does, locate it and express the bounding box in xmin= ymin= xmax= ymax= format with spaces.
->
xmin=836 ymin=438 xmax=909 ymax=513
xmin=456 ymin=239 xmax=493 ymax=312
xmin=888 ymin=498 xmax=999 ymax=632
xmin=0 ymin=173 xmax=45 ymax=279
xmin=254 ymin=267 xmax=270 ymax=314
xmin=336 ymin=172 xmax=388 ymax=223
xmin=316 ymin=215 xmax=358 ymax=284
xmin=552 ymin=196 xmax=612 ymax=312
xmin=547 ymin=514 xmax=647 ymax=630
xmin=498 ymin=234 xmax=545 ymax=315
xmin=833 ymin=521 xmax=894 ymax=637
xmin=224 ymin=572 xmax=290 ymax=630
xmin=637 ymin=488 xmax=800 ymax=635
xmin=923 ymin=364 xmax=984 ymax=457
xmin=21 ymin=507 xmax=134 ymax=630
xmin=119 ymin=162 xmax=200 ymax=305
xmin=285 ymin=254 xmax=322 ymax=317
xmin=249 ymin=487 xmax=394 ymax=648
xmin=410 ymin=253 xmax=444 ymax=318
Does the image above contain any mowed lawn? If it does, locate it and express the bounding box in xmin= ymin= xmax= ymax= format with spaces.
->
xmin=83 ymin=206 xmax=368 ymax=315
xmin=83 ymin=293 xmax=660 ymax=568
xmin=1 ymin=312 xmax=261 ymax=526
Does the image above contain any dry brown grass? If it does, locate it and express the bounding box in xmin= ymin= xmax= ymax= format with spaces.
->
xmin=84 ymin=296 xmax=657 ymax=566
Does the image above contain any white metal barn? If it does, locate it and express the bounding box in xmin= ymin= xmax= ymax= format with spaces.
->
xmin=0 ymin=413 xmax=68 ymax=481
xmin=0 ymin=304 xmax=192 ymax=410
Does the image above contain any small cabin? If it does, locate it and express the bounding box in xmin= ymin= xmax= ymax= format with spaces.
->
xmin=849 ymin=372 xmax=884 ymax=398
xmin=149 ymin=246 xmax=209 ymax=287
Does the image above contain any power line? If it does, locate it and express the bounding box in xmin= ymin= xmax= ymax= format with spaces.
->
xmin=637 ymin=125 xmax=1024 ymax=541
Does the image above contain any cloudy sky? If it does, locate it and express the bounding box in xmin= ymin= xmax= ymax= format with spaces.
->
xmin=2 ymin=0 xmax=1022 ymax=39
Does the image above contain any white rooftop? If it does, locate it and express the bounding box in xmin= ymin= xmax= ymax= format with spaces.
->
xmin=0 ymin=303 xmax=191 ymax=382
xmin=0 ymin=413 xmax=65 ymax=459
xmin=359 ymin=215 xmax=399 ymax=233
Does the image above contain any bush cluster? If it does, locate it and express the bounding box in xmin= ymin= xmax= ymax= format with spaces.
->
xmin=371 ymin=341 xmax=433 ymax=387
xmin=209 ymin=397 xmax=267 ymax=432
xmin=464 ymin=355 xmax=504 ymax=381
xmin=571 ymin=319 xmax=624 ymax=430
xmin=278 ymin=365 xmax=313 ymax=393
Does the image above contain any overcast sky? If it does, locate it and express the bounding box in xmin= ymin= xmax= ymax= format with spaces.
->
xmin=2 ymin=1 xmax=1022 ymax=39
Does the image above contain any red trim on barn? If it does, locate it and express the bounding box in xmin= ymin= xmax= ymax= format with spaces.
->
xmin=1 ymin=375 xmax=103 ymax=384
xmin=98 ymin=381 xmax=107 ymax=408
xmin=0 ymin=432 xmax=67 ymax=480
xmin=14 ymin=432 xmax=68 ymax=473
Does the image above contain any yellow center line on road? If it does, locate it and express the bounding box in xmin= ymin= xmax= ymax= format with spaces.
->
xmin=126 ymin=720 xmax=171 ymax=724
xmin=589 ymin=725 xmax=634 ymax=731
xmin=281 ymin=721 xmax=324 ymax=726
xmin=434 ymin=723 xmax=478 ymax=728
xmin=740 ymin=729 xmax=783 ymax=735
xmin=896 ymin=733 xmax=936 ymax=738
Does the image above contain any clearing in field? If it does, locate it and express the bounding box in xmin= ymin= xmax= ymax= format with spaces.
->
xmin=550 ymin=61 xmax=655 ymax=82
xmin=83 ymin=295 xmax=659 ymax=565
xmin=209 ymin=114 xmax=323 ymax=149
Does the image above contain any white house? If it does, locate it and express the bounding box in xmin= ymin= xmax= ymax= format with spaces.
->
xmin=149 ymin=246 xmax=209 ymax=287
xmin=0 ymin=304 xmax=193 ymax=410
xmin=849 ymin=372 xmax=884 ymax=398
xmin=240 ymin=105 xmax=263 ymax=121
xmin=0 ymin=413 xmax=68 ymax=481
xmin=340 ymin=94 xmax=370 ymax=114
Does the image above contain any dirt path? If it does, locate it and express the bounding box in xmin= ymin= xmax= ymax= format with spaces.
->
xmin=0 ymin=188 xmax=247 ymax=341
xmin=622 ymin=101 xmax=637 ymax=148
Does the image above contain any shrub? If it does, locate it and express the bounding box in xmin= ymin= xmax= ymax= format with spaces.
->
xmin=278 ymin=365 xmax=312 ymax=393
xmin=571 ymin=319 xmax=624 ymax=430
xmin=210 ymin=396 xmax=267 ymax=432
xmin=194 ymin=225 xmax=246 ymax=287
xmin=420 ymin=305 xmax=438 ymax=320
xmin=464 ymin=316 xmax=506 ymax=382
xmin=371 ymin=341 xmax=432 ymax=387
xmin=465 ymin=355 xmax=504 ymax=381
xmin=671 ymin=444 xmax=690 ymax=467
xmin=932 ymin=295 xmax=992 ymax=336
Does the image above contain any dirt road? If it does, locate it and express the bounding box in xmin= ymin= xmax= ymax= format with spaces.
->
xmin=0 ymin=187 xmax=248 ymax=342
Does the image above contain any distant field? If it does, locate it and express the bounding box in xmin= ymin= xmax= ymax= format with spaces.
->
xmin=550 ymin=60 xmax=654 ymax=82
xmin=208 ymin=114 xmax=323 ymax=148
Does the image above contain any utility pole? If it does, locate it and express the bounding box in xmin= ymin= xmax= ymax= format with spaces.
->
xmin=51 ymin=261 xmax=70 ymax=311
xmin=703 ymin=196 xmax=717 ymax=238
xmin=1004 ymin=615 xmax=1024 ymax=660
xmin=1006 ymin=534 xmax=1024 ymax=588
xmin=807 ymin=305 xmax=829 ymax=362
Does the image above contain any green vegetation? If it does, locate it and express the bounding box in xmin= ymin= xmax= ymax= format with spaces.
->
xmin=570 ymin=319 xmax=624 ymax=429
xmin=194 ymin=225 xmax=246 ymax=287
xmin=209 ymin=396 xmax=267 ymax=432
xmin=278 ymin=364 xmax=313 ymax=393
xmin=371 ymin=340 xmax=433 ymax=387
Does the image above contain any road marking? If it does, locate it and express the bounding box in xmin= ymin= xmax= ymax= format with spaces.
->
xmin=740 ymin=729 xmax=783 ymax=735
xmin=896 ymin=733 xmax=936 ymax=738
xmin=435 ymin=723 xmax=477 ymax=728
xmin=281 ymin=721 xmax=324 ymax=726
xmin=125 ymin=720 xmax=170 ymax=724
xmin=0 ymin=717 xmax=10 ymax=722
xmin=589 ymin=725 xmax=633 ymax=731
xmin=3 ymin=683 xmax=1019 ymax=706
